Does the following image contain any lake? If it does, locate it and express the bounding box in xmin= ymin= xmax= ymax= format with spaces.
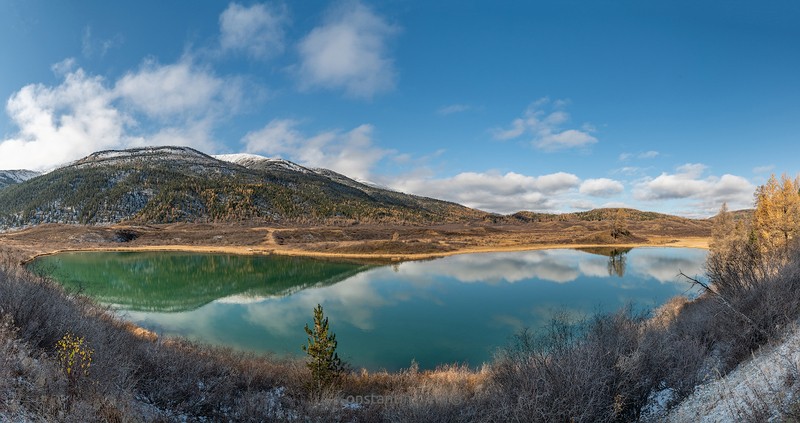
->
xmin=30 ymin=247 xmax=706 ymax=371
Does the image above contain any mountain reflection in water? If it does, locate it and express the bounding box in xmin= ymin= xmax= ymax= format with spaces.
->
xmin=32 ymin=248 xmax=706 ymax=371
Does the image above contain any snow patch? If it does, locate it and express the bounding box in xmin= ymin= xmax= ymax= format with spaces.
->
xmin=215 ymin=153 xmax=313 ymax=174
xmin=213 ymin=153 xmax=269 ymax=164
xmin=0 ymin=169 xmax=40 ymax=183
xmin=664 ymin=324 xmax=800 ymax=422
xmin=89 ymin=146 xmax=209 ymax=162
xmin=640 ymin=386 xmax=676 ymax=421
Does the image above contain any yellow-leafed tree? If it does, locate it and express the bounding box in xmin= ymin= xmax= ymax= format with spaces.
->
xmin=754 ymin=174 xmax=800 ymax=252
xmin=711 ymin=202 xmax=736 ymax=256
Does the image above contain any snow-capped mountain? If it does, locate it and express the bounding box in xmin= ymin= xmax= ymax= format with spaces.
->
xmin=0 ymin=146 xmax=483 ymax=230
xmin=0 ymin=169 xmax=41 ymax=189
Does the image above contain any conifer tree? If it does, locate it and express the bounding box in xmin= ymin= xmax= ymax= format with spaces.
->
xmin=302 ymin=304 xmax=344 ymax=391
xmin=754 ymin=174 xmax=800 ymax=251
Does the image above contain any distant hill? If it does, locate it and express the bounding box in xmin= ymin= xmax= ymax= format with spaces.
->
xmin=0 ymin=146 xmax=484 ymax=230
xmin=490 ymin=208 xmax=698 ymax=224
xmin=708 ymin=208 xmax=754 ymax=222
xmin=0 ymin=169 xmax=40 ymax=189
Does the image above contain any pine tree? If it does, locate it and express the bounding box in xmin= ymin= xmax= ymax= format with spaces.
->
xmin=302 ymin=304 xmax=344 ymax=391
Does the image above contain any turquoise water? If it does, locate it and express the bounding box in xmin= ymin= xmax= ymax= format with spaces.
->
xmin=31 ymin=247 xmax=706 ymax=371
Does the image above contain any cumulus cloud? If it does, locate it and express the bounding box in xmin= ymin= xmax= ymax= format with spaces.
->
xmin=0 ymin=68 xmax=124 ymax=170
xmin=399 ymin=251 xmax=584 ymax=284
xmin=296 ymin=0 xmax=398 ymax=98
xmin=579 ymin=178 xmax=624 ymax=197
xmin=634 ymin=163 xmax=755 ymax=211
xmin=492 ymin=98 xmax=598 ymax=151
xmin=219 ymin=2 xmax=288 ymax=59
xmin=243 ymin=119 xmax=388 ymax=180
xmin=115 ymin=58 xmax=238 ymax=118
xmin=392 ymin=171 xmax=580 ymax=213
xmin=0 ymin=59 xmax=242 ymax=170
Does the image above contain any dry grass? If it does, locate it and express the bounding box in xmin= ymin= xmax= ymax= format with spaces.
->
xmin=0 ymin=215 xmax=711 ymax=264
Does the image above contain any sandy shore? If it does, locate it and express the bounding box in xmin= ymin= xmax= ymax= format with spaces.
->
xmin=25 ymin=236 xmax=710 ymax=264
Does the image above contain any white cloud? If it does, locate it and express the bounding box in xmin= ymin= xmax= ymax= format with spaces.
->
xmin=296 ymin=0 xmax=398 ymax=98
xmin=537 ymin=129 xmax=597 ymax=150
xmin=0 ymin=59 xmax=243 ymax=171
xmin=51 ymin=58 xmax=77 ymax=75
xmin=634 ymin=163 xmax=755 ymax=212
xmin=579 ymin=178 xmax=624 ymax=197
xmin=81 ymin=26 xmax=123 ymax=59
xmin=243 ymin=119 xmax=388 ymax=180
xmin=115 ymin=59 xmax=236 ymax=119
xmin=601 ymin=201 xmax=629 ymax=209
xmin=492 ymin=98 xmax=598 ymax=151
xmin=399 ymin=251 xmax=584 ymax=284
xmin=133 ymin=120 xmax=218 ymax=152
xmin=437 ymin=104 xmax=471 ymax=116
xmin=570 ymin=199 xmax=597 ymax=210
xmin=620 ymin=150 xmax=659 ymax=161
xmin=0 ymin=68 xmax=124 ymax=170
xmin=392 ymin=171 xmax=580 ymax=213
xmin=219 ymin=2 xmax=288 ymax=59
xmin=753 ymin=164 xmax=775 ymax=174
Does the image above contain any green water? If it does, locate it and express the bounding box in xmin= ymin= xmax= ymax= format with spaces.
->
xmin=31 ymin=248 xmax=706 ymax=371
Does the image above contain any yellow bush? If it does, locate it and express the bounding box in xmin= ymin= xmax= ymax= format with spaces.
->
xmin=56 ymin=332 xmax=93 ymax=377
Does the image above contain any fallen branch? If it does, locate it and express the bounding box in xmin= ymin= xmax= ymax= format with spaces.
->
xmin=678 ymin=271 xmax=769 ymax=340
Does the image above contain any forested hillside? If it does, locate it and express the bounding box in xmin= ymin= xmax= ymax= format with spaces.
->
xmin=0 ymin=147 xmax=484 ymax=230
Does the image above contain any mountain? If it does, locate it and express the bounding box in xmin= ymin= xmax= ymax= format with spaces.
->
xmin=214 ymin=153 xmax=389 ymax=190
xmin=0 ymin=169 xmax=41 ymax=189
xmin=0 ymin=146 xmax=485 ymax=230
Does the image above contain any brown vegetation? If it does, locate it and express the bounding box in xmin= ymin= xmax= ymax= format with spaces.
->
xmin=0 ymin=207 xmax=712 ymax=264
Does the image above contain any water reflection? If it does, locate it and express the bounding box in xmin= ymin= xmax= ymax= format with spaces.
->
xmin=30 ymin=252 xmax=372 ymax=311
xmin=33 ymin=248 xmax=707 ymax=371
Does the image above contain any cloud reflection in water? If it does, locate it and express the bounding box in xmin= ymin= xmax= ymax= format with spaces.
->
xmin=120 ymin=248 xmax=706 ymax=371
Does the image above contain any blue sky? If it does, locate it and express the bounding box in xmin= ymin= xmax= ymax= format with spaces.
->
xmin=0 ymin=0 xmax=798 ymax=216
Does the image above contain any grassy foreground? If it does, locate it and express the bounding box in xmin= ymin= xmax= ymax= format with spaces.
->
xmin=3 ymin=235 xmax=800 ymax=422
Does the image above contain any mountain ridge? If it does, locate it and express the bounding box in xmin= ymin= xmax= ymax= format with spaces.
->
xmin=0 ymin=169 xmax=41 ymax=189
xmin=0 ymin=146 xmax=484 ymax=230
xmin=0 ymin=146 xmax=715 ymax=233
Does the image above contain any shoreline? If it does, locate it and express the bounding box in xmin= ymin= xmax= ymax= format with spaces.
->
xmin=22 ymin=236 xmax=709 ymax=264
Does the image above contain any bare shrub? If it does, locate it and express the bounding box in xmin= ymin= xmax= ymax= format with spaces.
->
xmin=486 ymin=309 xmax=658 ymax=422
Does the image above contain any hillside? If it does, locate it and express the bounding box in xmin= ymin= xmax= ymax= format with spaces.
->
xmin=0 ymin=147 xmax=485 ymax=230
xmin=498 ymin=208 xmax=700 ymax=223
xmin=0 ymin=169 xmax=40 ymax=189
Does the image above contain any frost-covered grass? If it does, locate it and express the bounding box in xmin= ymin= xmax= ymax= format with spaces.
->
xmin=664 ymin=323 xmax=800 ymax=422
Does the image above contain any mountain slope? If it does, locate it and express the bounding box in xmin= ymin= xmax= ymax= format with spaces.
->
xmin=0 ymin=146 xmax=485 ymax=230
xmin=0 ymin=170 xmax=40 ymax=189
